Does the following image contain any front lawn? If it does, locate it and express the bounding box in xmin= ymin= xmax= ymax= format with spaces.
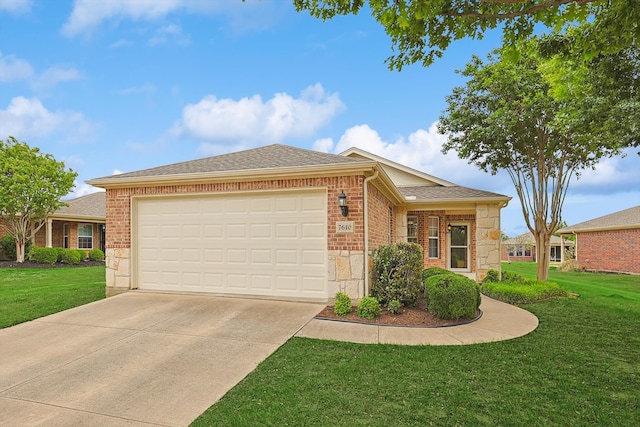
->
xmin=193 ymin=262 xmax=640 ymax=426
xmin=0 ymin=266 xmax=105 ymax=328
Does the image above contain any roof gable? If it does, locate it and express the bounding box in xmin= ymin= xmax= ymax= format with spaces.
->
xmin=53 ymin=192 xmax=106 ymax=220
xmin=95 ymin=144 xmax=369 ymax=180
xmin=340 ymin=147 xmax=455 ymax=187
xmin=558 ymin=205 xmax=640 ymax=233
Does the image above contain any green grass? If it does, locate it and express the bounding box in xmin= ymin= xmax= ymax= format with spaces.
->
xmin=0 ymin=266 xmax=106 ymax=328
xmin=193 ymin=262 xmax=640 ymax=426
xmin=481 ymin=278 xmax=569 ymax=304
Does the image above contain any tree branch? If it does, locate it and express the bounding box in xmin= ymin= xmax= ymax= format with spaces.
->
xmin=446 ymin=0 xmax=595 ymax=20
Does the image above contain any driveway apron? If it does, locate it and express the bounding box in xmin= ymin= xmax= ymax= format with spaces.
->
xmin=0 ymin=292 xmax=324 ymax=426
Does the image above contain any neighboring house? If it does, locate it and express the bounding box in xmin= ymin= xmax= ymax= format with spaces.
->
xmin=87 ymin=144 xmax=511 ymax=300
xmin=0 ymin=192 xmax=106 ymax=258
xmin=501 ymin=232 xmax=575 ymax=263
xmin=557 ymin=205 xmax=640 ymax=274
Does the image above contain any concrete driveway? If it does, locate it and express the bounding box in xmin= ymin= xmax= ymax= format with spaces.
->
xmin=0 ymin=292 xmax=324 ymax=426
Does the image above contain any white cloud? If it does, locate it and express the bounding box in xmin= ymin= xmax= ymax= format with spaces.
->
xmin=173 ymin=83 xmax=345 ymax=154
xmin=148 ymin=24 xmax=190 ymax=46
xmin=0 ymin=51 xmax=34 ymax=82
xmin=0 ymin=0 xmax=32 ymax=14
xmin=31 ymin=66 xmax=82 ymax=90
xmin=112 ymin=169 xmax=124 ymax=175
xmin=570 ymin=148 xmax=640 ymax=194
xmin=68 ymin=181 xmax=105 ymax=199
xmin=0 ymin=96 xmax=97 ymax=142
xmin=109 ymin=38 xmax=134 ymax=48
xmin=316 ymin=122 xmax=507 ymax=190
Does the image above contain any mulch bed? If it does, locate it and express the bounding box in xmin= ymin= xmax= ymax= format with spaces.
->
xmin=316 ymin=296 xmax=481 ymax=328
xmin=0 ymin=260 xmax=105 ymax=268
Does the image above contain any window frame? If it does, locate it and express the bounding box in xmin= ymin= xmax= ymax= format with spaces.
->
xmin=428 ymin=216 xmax=439 ymax=258
xmin=407 ymin=215 xmax=418 ymax=244
xmin=77 ymin=223 xmax=93 ymax=249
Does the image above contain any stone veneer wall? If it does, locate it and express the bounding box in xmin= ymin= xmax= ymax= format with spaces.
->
xmin=474 ymin=204 xmax=502 ymax=281
xmin=104 ymin=175 xmax=366 ymax=299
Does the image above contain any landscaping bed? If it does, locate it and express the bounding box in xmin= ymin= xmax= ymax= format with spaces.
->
xmin=0 ymin=260 xmax=105 ymax=268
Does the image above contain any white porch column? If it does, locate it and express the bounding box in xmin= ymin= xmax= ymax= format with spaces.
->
xmin=46 ymin=218 xmax=53 ymax=247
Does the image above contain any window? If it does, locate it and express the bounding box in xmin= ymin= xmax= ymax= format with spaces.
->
xmin=63 ymin=223 xmax=69 ymax=249
xmin=407 ymin=216 xmax=418 ymax=243
xmin=514 ymin=246 xmax=531 ymax=257
xmin=78 ymin=224 xmax=93 ymax=249
xmin=428 ymin=217 xmax=439 ymax=258
xmin=449 ymin=224 xmax=469 ymax=270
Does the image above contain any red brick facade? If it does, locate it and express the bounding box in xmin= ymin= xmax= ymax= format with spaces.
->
xmin=106 ymin=175 xmax=367 ymax=253
xmin=577 ymin=228 xmax=640 ymax=274
xmin=367 ymin=184 xmax=396 ymax=249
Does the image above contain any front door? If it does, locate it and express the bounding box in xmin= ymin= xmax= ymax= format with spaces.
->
xmin=449 ymin=224 xmax=469 ymax=271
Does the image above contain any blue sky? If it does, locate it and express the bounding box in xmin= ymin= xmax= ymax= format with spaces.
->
xmin=1 ymin=0 xmax=638 ymax=237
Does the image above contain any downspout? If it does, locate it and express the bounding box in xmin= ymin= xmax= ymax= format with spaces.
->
xmin=362 ymin=170 xmax=379 ymax=298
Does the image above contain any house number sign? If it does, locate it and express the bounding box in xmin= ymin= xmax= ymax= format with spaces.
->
xmin=336 ymin=221 xmax=354 ymax=233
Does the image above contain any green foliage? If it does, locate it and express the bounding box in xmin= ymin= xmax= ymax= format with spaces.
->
xmin=422 ymin=267 xmax=451 ymax=281
xmin=357 ymin=296 xmax=381 ymax=319
xmin=54 ymin=247 xmax=65 ymax=262
xmin=75 ymin=250 xmax=87 ymax=262
xmin=371 ymin=243 xmax=423 ymax=307
xmin=424 ymin=273 xmax=481 ymax=320
xmin=0 ymin=137 xmax=77 ymax=262
xmin=88 ymin=249 xmax=105 ymax=262
xmin=557 ymin=259 xmax=585 ymax=272
xmin=60 ymin=249 xmax=82 ymax=265
xmin=482 ymin=279 xmax=569 ymax=304
xmin=293 ymin=1 xmax=637 ymax=70
xmin=333 ymin=292 xmax=352 ymax=316
xmin=482 ymin=269 xmax=501 ymax=284
xmin=501 ymin=271 xmax=527 ymax=283
xmin=29 ymin=247 xmax=58 ymax=265
xmin=0 ymin=235 xmax=16 ymax=260
xmin=387 ymin=299 xmax=402 ymax=315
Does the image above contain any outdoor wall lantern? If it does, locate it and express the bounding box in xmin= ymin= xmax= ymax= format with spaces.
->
xmin=338 ymin=190 xmax=349 ymax=217
xmin=447 ymin=223 xmax=452 ymax=233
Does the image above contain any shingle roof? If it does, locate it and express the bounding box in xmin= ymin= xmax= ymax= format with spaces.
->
xmin=96 ymin=144 xmax=369 ymax=180
xmin=503 ymin=232 xmax=569 ymax=246
xmin=558 ymin=205 xmax=640 ymax=233
xmin=55 ymin=192 xmax=106 ymax=219
xmin=398 ymin=185 xmax=509 ymax=201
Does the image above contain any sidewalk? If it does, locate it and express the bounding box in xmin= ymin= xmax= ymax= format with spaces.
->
xmin=296 ymin=295 xmax=539 ymax=345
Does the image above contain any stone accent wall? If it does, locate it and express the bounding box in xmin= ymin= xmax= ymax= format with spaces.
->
xmin=104 ymin=175 xmax=366 ymax=296
xmin=327 ymin=250 xmax=365 ymax=299
xmin=576 ymin=228 xmax=640 ymax=274
xmin=475 ymin=204 xmax=501 ymax=281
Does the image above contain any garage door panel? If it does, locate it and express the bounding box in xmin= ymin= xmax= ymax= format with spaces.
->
xmin=137 ymin=191 xmax=327 ymax=299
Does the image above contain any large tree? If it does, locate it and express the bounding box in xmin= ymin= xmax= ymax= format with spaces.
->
xmin=437 ymin=43 xmax=638 ymax=280
xmin=0 ymin=137 xmax=77 ymax=262
xmin=294 ymin=0 xmax=638 ymax=69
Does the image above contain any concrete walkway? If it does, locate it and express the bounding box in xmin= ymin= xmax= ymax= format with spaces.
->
xmin=296 ymin=295 xmax=539 ymax=345
xmin=0 ymin=293 xmax=324 ymax=427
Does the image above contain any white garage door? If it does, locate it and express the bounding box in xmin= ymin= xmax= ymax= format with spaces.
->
xmin=135 ymin=190 xmax=327 ymax=300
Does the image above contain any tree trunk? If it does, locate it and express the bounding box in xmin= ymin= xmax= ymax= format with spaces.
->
xmin=534 ymin=231 xmax=551 ymax=281
xmin=16 ymin=239 xmax=25 ymax=263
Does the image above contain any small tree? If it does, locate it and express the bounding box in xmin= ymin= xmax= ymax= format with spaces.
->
xmin=0 ymin=137 xmax=76 ymax=262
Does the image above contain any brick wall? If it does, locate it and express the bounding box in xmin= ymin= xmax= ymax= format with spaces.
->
xmin=407 ymin=210 xmax=447 ymax=269
xmin=577 ymin=228 xmax=640 ymax=274
xmin=367 ymin=184 xmax=396 ymax=250
xmin=106 ymin=175 xmax=366 ymax=252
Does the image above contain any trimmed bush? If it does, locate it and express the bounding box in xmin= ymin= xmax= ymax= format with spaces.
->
xmin=422 ymin=267 xmax=452 ymax=281
xmin=371 ymin=242 xmax=423 ymax=307
xmin=501 ymin=271 xmax=526 ymax=283
xmin=387 ymin=298 xmax=402 ymax=315
xmin=29 ymin=247 xmax=58 ymax=265
xmin=424 ymin=273 xmax=481 ymax=320
xmin=0 ymin=235 xmax=17 ymax=260
xmin=482 ymin=269 xmax=501 ymax=284
xmin=88 ymin=249 xmax=105 ymax=262
xmin=482 ymin=279 xmax=569 ymax=304
xmin=557 ymin=259 xmax=584 ymax=272
xmin=76 ymin=250 xmax=87 ymax=261
xmin=60 ymin=249 xmax=83 ymax=265
xmin=333 ymin=292 xmax=352 ymax=316
xmin=357 ymin=296 xmax=381 ymax=319
xmin=54 ymin=247 xmax=65 ymax=262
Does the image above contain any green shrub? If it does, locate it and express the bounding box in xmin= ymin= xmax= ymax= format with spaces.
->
xmin=371 ymin=242 xmax=423 ymax=307
xmin=333 ymin=292 xmax=352 ymax=316
xmin=482 ymin=269 xmax=501 ymax=284
xmin=387 ymin=298 xmax=402 ymax=315
xmin=0 ymin=235 xmax=32 ymax=261
xmin=54 ymin=247 xmax=65 ymax=262
xmin=29 ymin=247 xmax=58 ymax=265
xmin=357 ymin=296 xmax=381 ymax=319
xmin=424 ymin=273 xmax=481 ymax=320
xmin=422 ymin=267 xmax=451 ymax=281
xmin=88 ymin=248 xmax=105 ymax=262
xmin=501 ymin=271 xmax=526 ymax=283
xmin=76 ymin=249 xmax=87 ymax=261
xmin=482 ymin=279 xmax=569 ymax=304
xmin=60 ymin=249 xmax=83 ymax=265
xmin=557 ymin=259 xmax=584 ymax=272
